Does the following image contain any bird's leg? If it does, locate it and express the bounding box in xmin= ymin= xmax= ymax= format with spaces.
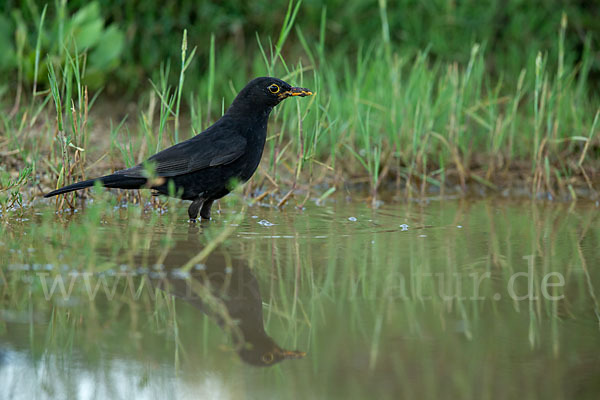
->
xmin=199 ymin=199 xmax=214 ymax=220
xmin=188 ymin=198 xmax=204 ymax=221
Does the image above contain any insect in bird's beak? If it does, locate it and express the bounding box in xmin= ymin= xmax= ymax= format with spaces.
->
xmin=280 ymin=349 xmax=307 ymax=359
xmin=279 ymin=87 xmax=313 ymax=99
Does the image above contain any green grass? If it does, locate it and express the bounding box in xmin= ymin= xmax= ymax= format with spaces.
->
xmin=0 ymin=2 xmax=598 ymax=212
xmin=1 ymin=4 xmax=599 ymax=398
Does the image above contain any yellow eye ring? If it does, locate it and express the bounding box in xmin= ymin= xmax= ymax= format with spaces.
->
xmin=261 ymin=352 xmax=274 ymax=363
xmin=268 ymin=84 xmax=280 ymax=94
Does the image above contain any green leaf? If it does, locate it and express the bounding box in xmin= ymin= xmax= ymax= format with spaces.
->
xmin=89 ymin=25 xmax=124 ymax=69
xmin=73 ymin=19 xmax=103 ymax=49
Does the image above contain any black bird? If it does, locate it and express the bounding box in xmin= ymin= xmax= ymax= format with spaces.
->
xmin=44 ymin=77 xmax=312 ymax=220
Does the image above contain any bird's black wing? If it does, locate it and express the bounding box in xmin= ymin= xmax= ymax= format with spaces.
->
xmin=115 ymin=125 xmax=247 ymax=178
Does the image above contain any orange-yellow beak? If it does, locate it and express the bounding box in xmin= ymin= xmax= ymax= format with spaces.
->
xmin=280 ymin=87 xmax=313 ymax=99
xmin=281 ymin=349 xmax=307 ymax=359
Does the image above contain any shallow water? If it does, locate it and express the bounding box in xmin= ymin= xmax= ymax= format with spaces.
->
xmin=1 ymin=197 xmax=599 ymax=399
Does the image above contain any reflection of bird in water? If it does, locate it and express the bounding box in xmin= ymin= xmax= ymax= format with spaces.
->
xmin=145 ymin=231 xmax=305 ymax=367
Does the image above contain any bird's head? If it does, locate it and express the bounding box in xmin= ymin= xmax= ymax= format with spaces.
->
xmin=237 ymin=335 xmax=306 ymax=367
xmin=230 ymin=77 xmax=313 ymax=112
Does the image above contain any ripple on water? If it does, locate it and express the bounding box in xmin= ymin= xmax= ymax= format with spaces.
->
xmin=229 ymin=201 xmax=430 ymax=241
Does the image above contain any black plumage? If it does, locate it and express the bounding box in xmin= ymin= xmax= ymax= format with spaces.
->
xmin=44 ymin=77 xmax=312 ymax=220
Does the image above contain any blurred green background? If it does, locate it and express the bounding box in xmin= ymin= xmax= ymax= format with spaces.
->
xmin=1 ymin=0 xmax=599 ymax=203
xmin=1 ymin=0 xmax=598 ymax=96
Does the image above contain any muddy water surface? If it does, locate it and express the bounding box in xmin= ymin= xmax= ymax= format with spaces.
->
xmin=1 ymin=198 xmax=599 ymax=399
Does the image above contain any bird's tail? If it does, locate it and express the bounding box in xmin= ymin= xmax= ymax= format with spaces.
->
xmin=43 ymin=174 xmax=147 ymax=198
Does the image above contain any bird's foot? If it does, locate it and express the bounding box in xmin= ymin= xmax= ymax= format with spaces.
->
xmin=188 ymin=198 xmax=204 ymax=222
xmin=199 ymin=200 xmax=214 ymax=220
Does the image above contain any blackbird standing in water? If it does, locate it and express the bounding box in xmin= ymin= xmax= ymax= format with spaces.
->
xmin=44 ymin=77 xmax=312 ymax=220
